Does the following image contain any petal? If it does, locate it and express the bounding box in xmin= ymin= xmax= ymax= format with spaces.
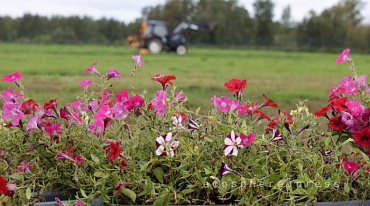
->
xmin=156 ymin=136 xmax=165 ymax=145
xmin=156 ymin=146 xmax=164 ymax=156
xmin=224 ymin=146 xmax=233 ymax=156
xmin=165 ymin=132 xmax=172 ymax=142
xmin=224 ymin=137 xmax=234 ymax=146
xmin=235 ymin=137 xmax=242 ymax=145
xmin=230 ymin=130 xmax=236 ymax=141
xmin=231 ymin=147 xmax=238 ymax=156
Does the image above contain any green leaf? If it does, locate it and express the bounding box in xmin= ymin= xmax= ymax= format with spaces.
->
xmin=196 ymin=107 xmax=201 ymax=114
xmin=181 ymin=189 xmax=194 ymax=195
xmin=344 ymin=183 xmax=350 ymax=193
xmin=121 ymin=188 xmax=136 ymax=203
xmin=9 ymin=173 xmax=23 ymax=180
xmin=90 ymin=154 xmax=100 ymax=164
xmin=94 ymin=171 xmax=109 ymax=178
xmin=153 ymin=167 xmax=164 ymax=184
xmin=195 ymin=170 xmax=203 ymax=183
xmin=26 ymin=187 xmax=32 ymax=200
xmin=204 ymin=168 xmax=212 ymax=175
xmin=313 ymin=154 xmax=318 ymax=167
xmin=324 ymin=137 xmax=331 ymax=147
xmin=80 ymin=189 xmax=88 ymax=198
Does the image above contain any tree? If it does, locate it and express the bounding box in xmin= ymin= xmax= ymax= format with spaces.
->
xmin=253 ymin=0 xmax=274 ymax=46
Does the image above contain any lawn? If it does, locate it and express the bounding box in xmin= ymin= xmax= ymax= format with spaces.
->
xmin=0 ymin=43 xmax=369 ymax=115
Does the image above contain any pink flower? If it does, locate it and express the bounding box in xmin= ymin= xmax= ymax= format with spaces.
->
xmin=25 ymin=145 xmax=34 ymax=153
xmin=45 ymin=123 xmax=63 ymax=141
xmin=83 ymin=61 xmax=101 ymax=76
xmin=26 ymin=114 xmax=42 ymax=133
xmin=229 ymin=99 xmax=243 ymax=112
xmin=240 ymin=133 xmax=255 ymax=146
xmin=82 ymin=99 xmax=99 ymax=112
xmin=132 ymin=55 xmax=144 ymax=67
xmin=68 ymin=98 xmax=86 ymax=111
xmin=125 ymin=95 xmax=144 ymax=111
xmin=171 ymin=91 xmax=185 ymax=105
xmin=2 ymin=71 xmax=22 ymax=83
xmin=56 ymin=151 xmax=71 ymax=161
xmin=156 ymin=132 xmax=180 ymax=157
xmin=107 ymin=67 xmax=121 ymax=81
xmin=1 ymin=87 xmax=24 ymax=104
xmin=152 ymin=90 xmax=167 ymax=117
xmin=335 ymin=48 xmax=351 ymax=64
xmin=77 ymin=78 xmax=92 ymax=93
xmin=16 ymin=160 xmax=33 ymax=174
xmin=74 ymin=155 xmax=83 ymax=167
xmin=345 ymin=100 xmax=365 ymax=117
xmin=88 ymin=119 xmax=105 ymax=135
xmin=224 ymin=131 xmax=241 ymax=156
xmin=55 ymin=197 xmax=66 ymax=206
xmin=112 ymin=102 xmax=127 ymax=119
xmin=339 ymin=75 xmax=358 ymax=95
xmin=238 ymin=103 xmax=258 ymax=115
xmin=2 ymin=103 xmax=25 ymax=126
xmin=357 ymin=75 xmax=368 ymax=90
xmin=214 ymin=96 xmax=231 ymax=113
xmin=115 ymin=90 xmax=130 ymax=102
xmin=94 ymin=104 xmax=112 ymax=120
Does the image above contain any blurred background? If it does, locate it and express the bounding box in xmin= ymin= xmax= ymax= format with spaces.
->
xmin=0 ymin=0 xmax=369 ymax=115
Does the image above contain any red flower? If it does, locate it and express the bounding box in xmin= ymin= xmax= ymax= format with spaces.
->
xmin=331 ymin=97 xmax=349 ymax=113
xmin=44 ymin=99 xmax=58 ymax=111
xmin=224 ymin=79 xmax=247 ymax=93
xmin=353 ymin=127 xmax=370 ymax=147
xmin=151 ymin=74 xmax=176 ymax=90
xmin=107 ymin=142 xmax=122 ymax=163
xmin=278 ymin=110 xmax=293 ymax=125
xmin=328 ymin=116 xmax=347 ymax=131
xmin=21 ymin=99 xmax=38 ymax=115
xmin=0 ymin=175 xmax=8 ymax=196
xmin=120 ymin=160 xmax=127 ymax=169
xmin=314 ymin=105 xmax=331 ymax=118
xmin=64 ymin=147 xmax=76 ymax=157
xmin=255 ymin=110 xmax=271 ymax=122
xmin=258 ymin=94 xmax=278 ymax=108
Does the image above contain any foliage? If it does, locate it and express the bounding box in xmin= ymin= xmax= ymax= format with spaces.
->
xmin=0 ymin=50 xmax=369 ymax=205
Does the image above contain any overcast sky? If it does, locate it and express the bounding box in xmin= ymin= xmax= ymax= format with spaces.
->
xmin=0 ymin=0 xmax=369 ymax=24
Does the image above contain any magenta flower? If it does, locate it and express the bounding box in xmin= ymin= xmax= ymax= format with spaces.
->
xmin=152 ymin=90 xmax=167 ymax=117
xmin=340 ymin=75 xmax=358 ymax=95
xmin=16 ymin=160 xmax=33 ymax=174
xmin=83 ymin=61 xmax=101 ymax=76
xmin=1 ymin=87 xmax=24 ymax=104
xmin=94 ymin=104 xmax=112 ymax=120
xmin=219 ymin=161 xmax=237 ymax=176
xmin=335 ymin=48 xmax=351 ymax=64
xmin=171 ymin=91 xmax=185 ymax=105
xmin=132 ymin=55 xmax=144 ymax=67
xmin=214 ymin=96 xmax=231 ymax=113
xmin=75 ymin=201 xmax=84 ymax=206
xmin=2 ymin=103 xmax=25 ymax=126
xmin=68 ymin=98 xmax=86 ymax=111
xmin=357 ymin=75 xmax=368 ymax=89
xmin=125 ymin=95 xmax=144 ymax=111
xmin=82 ymin=99 xmax=99 ymax=112
xmin=45 ymin=123 xmax=63 ymax=141
xmin=343 ymin=160 xmax=360 ymax=175
xmin=2 ymin=71 xmax=22 ymax=83
xmin=74 ymin=155 xmax=83 ymax=167
xmin=115 ymin=90 xmax=130 ymax=102
xmin=238 ymin=103 xmax=259 ymax=115
xmin=345 ymin=100 xmax=365 ymax=117
xmin=25 ymin=145 xmax=34 ymax=153
xmin=240 ymin=133 xmax=256 ymax=146
xmin=107 ymin=67 xmax=121 ymax=81
xmin=77 ymin=78 xmax=92 ymax=94
xmin=156 ymin=132 xmax=180 ymax=157
xmin=224 ymin=131 xmax=241 ymax=156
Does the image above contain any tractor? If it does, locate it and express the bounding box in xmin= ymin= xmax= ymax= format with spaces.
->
xmin=127 ymin=20 xmax=214 ymax=55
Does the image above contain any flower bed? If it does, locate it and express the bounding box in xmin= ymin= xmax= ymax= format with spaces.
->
xmin=0 ymin=49 xmax=369 ymax=205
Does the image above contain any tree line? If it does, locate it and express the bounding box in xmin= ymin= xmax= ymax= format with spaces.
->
xmin=0 ymin=0 xmax=369 ymax=52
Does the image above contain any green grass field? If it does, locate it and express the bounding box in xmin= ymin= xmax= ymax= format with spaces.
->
xmin=0 ymin=43 xmax=369 ymax=115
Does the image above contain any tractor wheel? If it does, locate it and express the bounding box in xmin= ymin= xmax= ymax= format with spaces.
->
xmin=148 ymin=39 xmax=162 ymax=54
xmin=176 ymin=45 xmax=187 ymax=55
